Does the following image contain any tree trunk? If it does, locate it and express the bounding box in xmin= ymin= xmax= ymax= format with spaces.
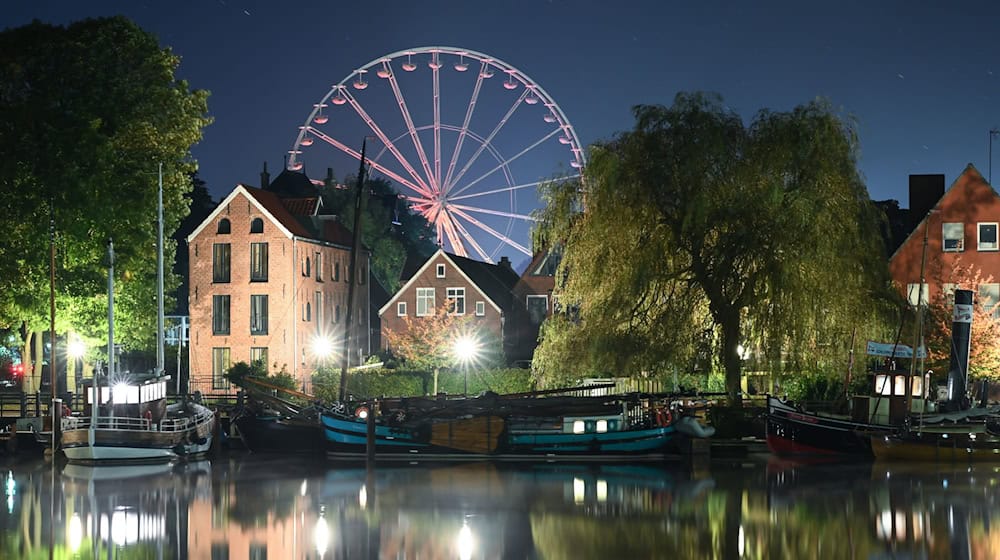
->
xmin=719 ymin=310 xmax=743 ymax=406
xmin=433 ymin=367 xmax=439 ymax=396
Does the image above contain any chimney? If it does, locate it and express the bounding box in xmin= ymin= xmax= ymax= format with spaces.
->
xmin=260 ymin=161 xmax=270 ymax=189
xmin=908 ymin=174 xmax=945 ymax=229
xmin=498 ymin=256 xmax=512 ymax=270
xmin=325 ymin=167 xmax=335 ymax=189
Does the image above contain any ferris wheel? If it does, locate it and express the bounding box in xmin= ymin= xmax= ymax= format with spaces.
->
xmin=288 ymin=46 xmax=585 ymax=263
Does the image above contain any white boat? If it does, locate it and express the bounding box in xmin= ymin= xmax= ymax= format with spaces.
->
xmin=61 ymin=372 xmax=215 ymax=463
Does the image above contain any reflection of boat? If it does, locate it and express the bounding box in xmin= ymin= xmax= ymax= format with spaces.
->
xmin=62 ymin=461 xmax=175 ymax=482
xmin=871 ymin=427 xmax=1000 ymax=462
xmin=321 ymin=392 xmax=684 ymax=461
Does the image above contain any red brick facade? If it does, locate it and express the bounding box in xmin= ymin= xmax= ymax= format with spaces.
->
xmin=890 ymin=165 xmax=1000 ymax=308
xmin=379 ymin=251 xmax=512 ymax=351
xmin=187 ymin=185 xmax=370 ymax=392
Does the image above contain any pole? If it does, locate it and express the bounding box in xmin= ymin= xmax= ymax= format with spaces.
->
xmin=49 ymin=198 xmax=57 ymax=407
xmin=990 ymin=129 xmax=1000 ymax=184
xmin=157 ymin=163 xmax=165 ymax=377
xmin=338 ymin=140 xmax=368 ymax=402
xmin=905 ymin=218 xmax=930 ymax=417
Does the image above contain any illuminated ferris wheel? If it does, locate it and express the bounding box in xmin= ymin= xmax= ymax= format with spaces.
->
xmin=288 ymin=46 xmax=585 ymax=263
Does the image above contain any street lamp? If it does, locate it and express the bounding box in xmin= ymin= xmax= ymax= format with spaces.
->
xmin=453 ymin=335 xmax=480 ymax=396
xmin=68 ymin=337 xmax=85 ymax=394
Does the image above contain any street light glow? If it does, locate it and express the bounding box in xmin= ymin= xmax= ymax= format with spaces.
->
xmin=68 ymin=339 xmax=86 ymax=359
xmin=454 ymin=335 xmax=479 ymax=363
xmin=312 ymin=335 xmax=334 ymax=359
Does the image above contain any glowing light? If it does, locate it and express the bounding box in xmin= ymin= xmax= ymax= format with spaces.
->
xmin=596 ymin=479 xmax=608 ymax=502
xmin=68 ymin=513 xmax=83 ymax=553
xmin=453 ymin=335 xmax=480 ymax=364
xmin=596 ymin=419 xmax=608 ymax=433
xmin=68 ymin=339 xmax=86 ymax=359
xmin=573 ymin=420 xmax=585 ymax=434
xmin=312 ymin=336 xmax=334 ymax=359
xmin=457 ymin=521 xmax=474 ymax=560
xmin=314 ymin=509 xmax=330 ymax=559
xmin=573 ymin=478 xmax=585 ymax=503
xmin=300 ymin=479 xmax=308 ymax=496
xmin=111 ymin=382 xmax=130 ymax=404
xmin=359 ymin=484 xmax=367 ymax=510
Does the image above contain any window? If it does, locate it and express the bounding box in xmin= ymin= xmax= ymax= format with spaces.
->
xmin=943 ymin=222 xmax=964 ymax=252
xmin=979 ymin=222 xmax=998 ymax=251
xmin=526 ymin=295 xmax=548 ymax=325
xmin=446 ymin=287 xmax=466 ymax=315
xmin=335 ymin=304 xmax=341 ymax=323
xmin=980 ymin=283 xmax=1000 ymax=317
xmin=250 ymin=295 xmax=268 ymax=335
xmin=217 ymin=218 xmax=231 ymax=234
xmin=334 ymin=261 xmax=341 ymax=281
xmin=303 ymin=256 xmax=311 ymax=277
xmin=315 ymin=252 xmax=323 ymax=280
xmin=315 ymin=291 xmax=323 ymax=325
xmin=397 ymin=302 xmax=407 ymax=316
xmin=304 ymin=301 xmax=312 ymax=322
xmin=250 ymin=217 xmax=263 ymax=233
xmin=906 ymin=283 xmax=928 ymax=307
xmin=249 ymin=544 xmax=267 ymax=560
xmin=250 ymin=347 xmax=268 ymax=371
xmin=212 ymin=295 xmax=230 ymax=335
xmin=212 ymin=347 xmax=230 ymax=390
xmin=250 ymin=242 xmax=268 ymax=282
xmin=213 ymin=243 xmax=231 ymax=283
xmin=416 ymin=287 xmax=435 ymax=316
xmin=475 ymin=301 xmax=486 ymax=316
xmin=211 ymin=543 xmax=229 ymax=560
xmin=436 ymin=263 xmax=446 ymax=278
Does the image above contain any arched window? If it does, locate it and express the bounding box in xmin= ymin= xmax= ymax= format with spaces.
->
xmin=217 ymin=218 xmax=231 ymax=234
xmin=303 ymin=257 xmax=311 ymax=277
xmin=250 ymin=218 xmax=264 ymax=233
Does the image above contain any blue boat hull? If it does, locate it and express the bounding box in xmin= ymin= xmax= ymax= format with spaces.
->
xmin=320 ymin=413 xmax=677 ymax=461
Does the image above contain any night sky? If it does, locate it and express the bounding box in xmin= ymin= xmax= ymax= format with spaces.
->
xmin=5 ymin=1 xmax=1000 ymax=260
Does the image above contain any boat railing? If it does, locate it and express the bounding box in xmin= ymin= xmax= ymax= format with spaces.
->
xmin=62 ymin=408 xmax=214 ymax=432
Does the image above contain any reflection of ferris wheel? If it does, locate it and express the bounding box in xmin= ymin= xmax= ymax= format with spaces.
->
xmin=288 ymin=46 xmax=585 ymax=263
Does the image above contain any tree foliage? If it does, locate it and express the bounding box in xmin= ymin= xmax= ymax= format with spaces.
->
xmin=922 ymin=262 xmax=1000 ymax=381
xmin=533 ymin=92 xmax=896 ymax=401
xmin=0 ymin=18 xmax=211 ymax=357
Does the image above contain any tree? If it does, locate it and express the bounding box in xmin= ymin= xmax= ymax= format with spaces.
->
xmin=922 ymin=262 xmax=1000 ymax=381
xmin=0 ymin=17 xmax=211 ymax=381
xmin=534 ymin=93 xmax=895 ymax=402
xmin=383 ymin=306 xmax=496 ymax=394
xmin=319 ymin=176 xmax=436 ymax=293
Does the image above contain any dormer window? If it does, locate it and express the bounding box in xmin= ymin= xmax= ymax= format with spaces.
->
xmin=250 ymin=218 xmax=264 ymax=233
xmin=217 ymin=218 xmax=231 ymax=235
xmin=436 ymin=264 xmax=445 ymax=278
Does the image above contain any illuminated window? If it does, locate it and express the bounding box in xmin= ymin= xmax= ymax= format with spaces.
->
xmin=250 ymin=242 xmax=268 ymax=282
xmin=447 ymin=287 xmax=465 ymax=315
xmin=416 ymin=288 xmax=435 ymax=316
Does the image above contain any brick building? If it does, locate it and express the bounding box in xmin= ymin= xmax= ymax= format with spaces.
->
xmin=379 ymin=250 xmax=520 ymax=358
xmin=186 ymin=170 xmax=371 ymax=392
xmin=508 ymin=248 xmax=560 ymax=364
xmin=890 ymin=165 xmax=1000 ymax=312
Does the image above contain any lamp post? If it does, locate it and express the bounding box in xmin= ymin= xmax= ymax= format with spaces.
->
xmin=68 ymin=337 xmax=85 ymax=400
xmin=453 ymin=335 xmax=479 ymax=396
xmin=990 ymin=128 xmax=1000 ymax=184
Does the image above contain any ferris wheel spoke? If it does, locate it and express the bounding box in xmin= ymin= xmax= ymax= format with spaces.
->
xmin=340 ymin=87 xmax=433 ymax=194
xmin=447 ymin=176 xmax=580 ymax=202
xmin=443 ymin=61 xmax=487 ymax=193
xmin=383 ymin=63 xmax=437 ymax=192
xmin=449 ymin=207 xmax=532 ymax=256
xmin=449 ymin=203 xmax=538 ymax=221
xmin=450 ymin=128 xmax=563 ymax=199
xmin=447 ymin=212 xmax=493 ymax=262
xmin=445 ymin=88 xmax=531 ymax=194
xmin=441 ymin=214 xmax=467 ymax=257
xmin=310 ymin=128 xmax=432 ymax=198
xmin=432 ymin=52 xmax=442 ymax=190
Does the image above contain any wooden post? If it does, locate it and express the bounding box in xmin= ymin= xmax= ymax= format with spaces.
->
xmin=366 ymin=399 xmax=376 ymax=464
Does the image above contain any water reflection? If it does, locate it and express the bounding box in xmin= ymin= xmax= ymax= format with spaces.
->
xmin=3 ymin=454 xmax=1000 ymax=558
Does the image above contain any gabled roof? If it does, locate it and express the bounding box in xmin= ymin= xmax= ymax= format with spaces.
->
xmin=186 ymin=184 xmax=358 ymax=249
xmin=281 ymin=197 xmax=321 ymax=216
xmin=379 ymin=249 xmax=521 ymax=316
xmin=266 ymin=168 xmax=319 ymax=198
xmin=890 ymin=164 xmax=995 ymax=261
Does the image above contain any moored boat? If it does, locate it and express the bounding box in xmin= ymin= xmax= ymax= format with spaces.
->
xmin=871 ymin=427 xmax=1000 ymax=462
xmin=321 ymin=392 xmax=690 ymax=461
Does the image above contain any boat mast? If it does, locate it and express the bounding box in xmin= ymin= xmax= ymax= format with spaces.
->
xmin=905 ymin=216 xmax=931 ymax=416
xmin=338 ymin=139 xmax=368 ymax=402
xmin=157 ymin=163 xmax=165 ymax=379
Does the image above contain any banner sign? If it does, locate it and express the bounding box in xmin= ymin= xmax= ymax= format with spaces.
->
xmin=865 ymin=341 xmax=927 ymax=359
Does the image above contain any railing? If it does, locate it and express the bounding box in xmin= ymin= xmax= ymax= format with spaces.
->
xmin=63 ymin=408 xmax=214 ymax=433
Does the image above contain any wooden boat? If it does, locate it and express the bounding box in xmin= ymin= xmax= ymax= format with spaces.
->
xmin=871 ymin=423 xmax=1000 ymax=462
xmin=61 ymin=373 xmax=215 ymax=463
xmin=766 ymin=394 xmax=897 ymax=456
xmin=321 ymin=392 xmax=685 ymax=461
xmin=228 ymin=377 xmax=325 ymax=454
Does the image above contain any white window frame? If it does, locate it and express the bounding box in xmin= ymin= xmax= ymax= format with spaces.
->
xmin=907 ymin=283 xmax=928 ymax=307
xmin=475 ymin=301 xmax=486 ymax=316
xmin=436 ymin=263 xmax=446 ymax=278
xmin=397 ymin=302 xmax=407 ymax=316
xmin=446 ymin=287 xmax=466 ymax=315
xmin=942 ymin=222 xmax=964 ymax=252
xmin=416 ymin=287 xmax=435 ymax=316
xmin=526 ymin=294 xmax=549 ymax=324
xmin=978 ymin=222 xmax=999 ymax=251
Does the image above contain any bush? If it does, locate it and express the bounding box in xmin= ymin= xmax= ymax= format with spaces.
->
xmin=311 ymin=366 xmax=536 ymax=401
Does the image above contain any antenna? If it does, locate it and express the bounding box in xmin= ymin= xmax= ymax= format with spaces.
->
xmin=990 ymin=128 xmax=1000 ymax=184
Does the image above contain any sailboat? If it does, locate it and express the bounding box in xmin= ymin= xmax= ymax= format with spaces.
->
xmin=61 ymin=168 xmax=215 ymax=463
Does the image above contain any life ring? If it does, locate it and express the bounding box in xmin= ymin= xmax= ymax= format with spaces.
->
xmin=354 ymin=406 xmax=370 ymax=420
xmin=655 ymin=408 xmax=672 ymax=427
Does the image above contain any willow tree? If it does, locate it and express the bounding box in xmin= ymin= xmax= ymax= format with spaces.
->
xmin=534 ymin=92 xmax=895 ymax=402
xmin=0 ymin=17 xmax=211 ymax=381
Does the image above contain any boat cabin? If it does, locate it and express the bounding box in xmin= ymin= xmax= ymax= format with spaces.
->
xmin=83 ymin=373 xmax=170 ymax=424
xmin=851 ymin=371 xmax=929 ymax=425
